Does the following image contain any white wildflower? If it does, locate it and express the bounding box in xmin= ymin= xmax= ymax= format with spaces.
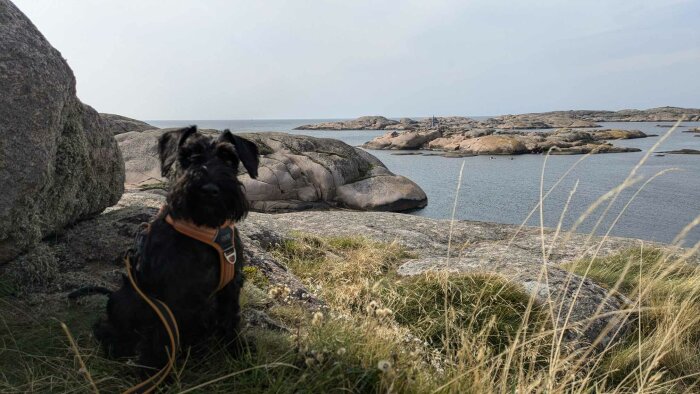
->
xmin=377 ymin=359 xmax=392 ymax=373
xmin=311 ymin=311 xmax=324 ymax=326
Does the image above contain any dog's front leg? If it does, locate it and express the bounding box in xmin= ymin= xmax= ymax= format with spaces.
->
xmin=216 ymin=274 xmax=244 ymax=355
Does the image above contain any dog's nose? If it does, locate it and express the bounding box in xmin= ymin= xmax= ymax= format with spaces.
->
xmin=201 ymin=183 xmax=220 ymax=196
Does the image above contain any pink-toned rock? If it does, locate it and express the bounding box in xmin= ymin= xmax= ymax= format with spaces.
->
xmin=363 ymin=129 xmax=441 ymax=150
xmin=458 ymin=135 xmax=529 ymax=155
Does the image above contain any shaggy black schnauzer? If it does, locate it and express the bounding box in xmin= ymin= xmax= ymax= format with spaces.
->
xmin=86 ymin=126 xmax=259 ymax=371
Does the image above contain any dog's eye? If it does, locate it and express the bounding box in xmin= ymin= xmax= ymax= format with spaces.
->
xmin=179 ymin=151 xmax=205 ymax=168
xmin=217 ymin=148 xmax=238 ymax=165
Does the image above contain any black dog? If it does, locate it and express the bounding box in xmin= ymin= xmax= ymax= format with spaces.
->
xmin=88 ymin=126 xmax=259 ymax=371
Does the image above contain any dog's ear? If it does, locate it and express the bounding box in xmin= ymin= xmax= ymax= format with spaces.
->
xmin=218 ymin=130 xmax=260 ymax=179
xmin=158 ymin=126 xmax=197 ymax=176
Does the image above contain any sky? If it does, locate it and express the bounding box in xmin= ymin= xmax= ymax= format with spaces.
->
xmin=13 ymin=0 xmax=700 ymax=120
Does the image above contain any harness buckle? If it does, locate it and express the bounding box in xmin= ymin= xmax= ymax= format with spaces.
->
xmin=223 ymin=247 xmax=237 ymax=265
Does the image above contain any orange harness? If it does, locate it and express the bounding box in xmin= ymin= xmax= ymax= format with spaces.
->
xmin=164 ymin=215 xmax=237 ymax=293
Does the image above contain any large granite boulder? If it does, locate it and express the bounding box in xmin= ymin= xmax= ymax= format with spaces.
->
xmin=100 ymin=113 xmax=157 ymax=135
xmin=0 ymin=0 xmax=124 ymax=264
xmin=116 ymin=129 xmax=427 ymax=212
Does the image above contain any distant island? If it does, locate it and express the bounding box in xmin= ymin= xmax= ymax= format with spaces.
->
xmin=295 ymin=107 xmax=700 ymax=156
xmin=294 ymin=107 xmax=700 ymax=131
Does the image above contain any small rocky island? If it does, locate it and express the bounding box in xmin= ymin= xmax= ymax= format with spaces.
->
xmin=362 ymin=127 xmax=648 ymax=156
xmin=295 ymin=114 xmax=600 ymax=131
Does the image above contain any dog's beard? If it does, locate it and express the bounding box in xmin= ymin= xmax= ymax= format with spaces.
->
xmin=168 ymin=183 xmax=248 ymax=228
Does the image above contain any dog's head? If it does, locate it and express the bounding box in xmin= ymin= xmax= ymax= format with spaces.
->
xmin=158 ymin=126 xmax=259 ymax=227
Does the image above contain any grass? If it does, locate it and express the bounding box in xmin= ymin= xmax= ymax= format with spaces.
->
xmin=564 ymin=248 xmax=700 ymax=390
xmin=385 ymin=273 xmax=547 ymax=353
xmin=1 ymin=233 xmax=699 ymax=393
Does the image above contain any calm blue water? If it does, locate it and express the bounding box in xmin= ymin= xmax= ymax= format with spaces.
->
xmin=149 ymin=119 xmax=700 ymax=246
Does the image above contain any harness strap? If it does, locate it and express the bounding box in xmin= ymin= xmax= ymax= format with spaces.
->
xmin=164 ymin=215 xmax=237 ymax=293
xmin=123 ymin=255 xmax=180 ymax=394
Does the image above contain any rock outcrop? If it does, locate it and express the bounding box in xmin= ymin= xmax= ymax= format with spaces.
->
xmin=0 ymin=0 xmax=124 ymax=264
xmin=295 ymin=116 xmax=399 ymax=130
xmin=100 ymin=113 xmax=158 ymax=135
xmin=481 ymin=114 xmax=599 ymax=129
xmin=365 ymin=128 xmax=646 ymax=155
xmin=296 ymin=114 xmax=598 ymax=132
xmin=295 ymin=108 xmax=700 ymax=133
xmin=117 ymin=129 xmax=428 ymax=212
xmin=532 ymin=107 xmax=700 ymax=122
xmin=479 ymin=108 xmax=700 ymax=124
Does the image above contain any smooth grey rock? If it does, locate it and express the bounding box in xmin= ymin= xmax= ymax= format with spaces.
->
xmin=0 ymin=0 xmax=124 ymax=264
xmin=117 ymin=129 xmax=428 ymax=212
xmin=336 ymin=173 xmax=427 ymax=211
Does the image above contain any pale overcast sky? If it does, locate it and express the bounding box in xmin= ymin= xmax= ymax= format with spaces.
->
xmin=13 ymin=0 xmax=700 ymax=120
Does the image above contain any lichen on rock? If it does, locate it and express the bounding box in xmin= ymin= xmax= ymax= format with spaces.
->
xmin=0 ymin=0 xmax=124 ymax=263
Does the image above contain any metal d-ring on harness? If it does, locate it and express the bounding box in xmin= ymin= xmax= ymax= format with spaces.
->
xmin=123 ymin=210 xmax=238 ymax=394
